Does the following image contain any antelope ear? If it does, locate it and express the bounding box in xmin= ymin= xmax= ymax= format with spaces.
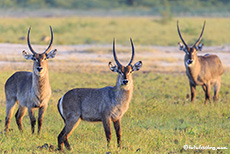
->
xmin=22 ymin=50 xmax=34 ymax=60
xmin=132 ymin=61 xmax=142 ymax=72
xmin=178 ymin=42 xmax=185 ymax=50
xmin=46 ymin=49 xmax=57 ymax=59
xmin=178 ymin=42 xmax=188 ymax=54
xmin=197 ymin=43 xmax=203 ymax=51
xmin=178 ymin=42 xmax=185 ymax=51
xmin=108 ymin=62 xmax=119 ymax=72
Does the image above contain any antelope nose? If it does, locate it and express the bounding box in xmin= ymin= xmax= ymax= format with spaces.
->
xmin=123 ymin=80 xmax=129 ymax=85
xmin=37 ymin=67 xmax=43 ymax=72
xmin=187 ymin=59 xmax=193 ymax=64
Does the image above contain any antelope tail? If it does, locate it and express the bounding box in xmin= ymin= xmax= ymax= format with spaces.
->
xmin=57 ymin=95 xmax=65 ymax=122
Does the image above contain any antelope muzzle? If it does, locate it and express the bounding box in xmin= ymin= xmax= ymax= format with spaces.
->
xmin=122 ymin=79 xmax=129 ymax=85
xmin=37 ymin=66 xmax=43 ymax=72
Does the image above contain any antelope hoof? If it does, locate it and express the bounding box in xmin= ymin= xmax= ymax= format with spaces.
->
xmin=4 ymin=129 xmax=9 ymax=135
xmin=66 ymin=146 xmax=72 ymax=151
xmin=213 ymin=96 xmax=218 ymax=102
xmin=57 ymin=145 xmax=63 ymax=151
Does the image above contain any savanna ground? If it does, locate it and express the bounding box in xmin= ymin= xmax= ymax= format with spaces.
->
xmin=0 ymin=17 xmax=230 ymax=153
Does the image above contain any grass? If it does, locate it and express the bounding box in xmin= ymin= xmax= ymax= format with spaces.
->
xmin=0 ymin=69 xmax=230 ymax=153
xmin=0 ymin=17 xmax=229 ymax=46
xmin=0 ymin=16 xmax=229 ymax=153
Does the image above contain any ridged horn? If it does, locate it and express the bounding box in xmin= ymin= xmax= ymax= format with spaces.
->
xmin=43 ymin=26 xmax=53 ymax=54
xmin=193 ymin=21 xmax=206 ymax=47
xmin=113 ymin=38 xmax=122 ymax=67
xmin=177 ymin=20 xmax=188 ymax=49
xmin=27 ymin=26 xmax=36 ymax=55
xmin=128 ymin=38 xmax=135 ymax=66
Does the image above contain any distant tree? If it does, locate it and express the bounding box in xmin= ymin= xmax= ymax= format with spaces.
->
xmin=0 ymin=0 xmax=229 ymax=16
xmin=0 ymin=0 xmax=17 ymax=7
xmin=160 ymin=0 xmax=172 ymax=24
xmin=127 ymin=0 xmax=134 ymax=6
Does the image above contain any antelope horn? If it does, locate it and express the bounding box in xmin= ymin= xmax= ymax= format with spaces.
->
xmin=27 ymin=26 xmax=36 ymax=55
xmin=113 ymin=38 xmax=122 ymax=67
xmin=44 ymin=26 xmax=53 ymax=54
xmin=177 ymin=20 xmax=188 ymax=49
xmin=128 ymin=38 xmax=135 ymax=66
xmin=193 ymin=21 xmax=206 ymax=47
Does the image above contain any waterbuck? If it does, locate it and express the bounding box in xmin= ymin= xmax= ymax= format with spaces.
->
xmin=57 ymin=38 xmax=142 ymax=151
xmin=177 ymin=21 xmax=224 ymax=104
xmin=4 ymin=26 xmax=57 ymax=134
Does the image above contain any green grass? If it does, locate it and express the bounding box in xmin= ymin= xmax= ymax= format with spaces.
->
xmin=0 ymin=70 xmax=230 ymax=153
xmin=0 ymin=17 xmax=229 ymax=46
xmin=0 ymin=16 xmax=229 ymax=153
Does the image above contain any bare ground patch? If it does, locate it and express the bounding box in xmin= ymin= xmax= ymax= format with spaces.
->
xmin=0 ymin=43 xmax=230 ymax=73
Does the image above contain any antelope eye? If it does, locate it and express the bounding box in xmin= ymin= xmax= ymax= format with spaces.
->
xmin=32 ymin=57 xmax=37 ymax=61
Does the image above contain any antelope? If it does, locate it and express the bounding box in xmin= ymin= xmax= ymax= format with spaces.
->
xmin=57 ymin=38 xmax=142 ymax=151
xmin=177 ymin=21 xmax=224 ymax=104
xmin=4 ymin=26 xmax=57 ymax=134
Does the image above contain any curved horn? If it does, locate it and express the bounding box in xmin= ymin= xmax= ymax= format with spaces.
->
xmin=128 ymin=38 xmax=135 ymax=66
xmin=44 ymin=26 xmax=53 ymax=54
xmin=27 ymin=26 xmax=36 ymax=54
xmin=193 ymin=21 xmax=206 ymax=47
xmin=113 ymin=38 xmax=122 ymax=67
xmin=177 ymin=20 xmax=188 ymax=49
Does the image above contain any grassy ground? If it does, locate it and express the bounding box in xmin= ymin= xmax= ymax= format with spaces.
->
xmin=0 ymin=16 xmax=229 ymax=153
xmin=0 ymin=17 xmax=229 ymax=46
xmin=0 ymin=69 xmax=229 ymax=153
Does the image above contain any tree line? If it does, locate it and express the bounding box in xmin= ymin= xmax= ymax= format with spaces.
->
xmin=0 ymin=0 xmax=229 ymax=16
